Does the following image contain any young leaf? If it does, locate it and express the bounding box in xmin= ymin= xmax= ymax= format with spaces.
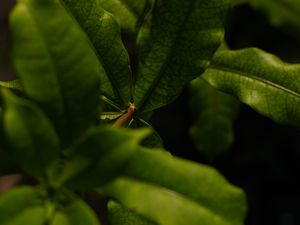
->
xmin=134 ymin=0 xmax=230 ymax=113
xmin=1 ymin=89 xmax=60 ymax=179
xmin=54 ymin=127 xmax=150 ymax=188
xmin=249 ymin=0 xmax=300 ymax=41
xmin=99 ymin=0 xmax=153 ymax=35
xmin=60 ymin=0 xmax=133 ymax=108
xmin=189 ymin=77 xmax=240 ymax=158
xmin=202 ymin=47 xmax=300 ymax=128
xmin=10 ymin=0 xmax=101 ymax=146
xmin=0 ymin=186 xmax=100 ymax=225
xmin=108 ymin=201 xmax=156 ymax=225
xmin=51 ymin=194 xmax=100 ymax=225
xmin=0 ymin=186 xmax=46 ymax=225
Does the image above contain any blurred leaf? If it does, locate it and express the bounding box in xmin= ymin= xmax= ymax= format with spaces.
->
xmin=0 ymin=80 xmax=23 ymax=94
xmin=249 ymin=0 xmax=300 ymax=41
xmin=60 ymin=0 xmax=133 ymax=108
xmin=203 ymin=47 xmax=300 ymax=128
xmin=0 ymin=186 xmax=46 ymax=225
xmin=1 ymin=89 xmax=60 ymax=179
xmin=108 ymin=201 xmax=156 ymax=225
xmin=54 ymin=127 xmax=150 ymax=188
xmin=10 ymin=0 xmax=101 ymax=146
xmin=134 ymin=0 xmax=230 ymax=113
xmin=94 ymin=147 xmax=247 ymax=225
xmin=99 ymin=0 xmax=153 ymax=35
xmin=189 ymin=77 xmax=239 ymax=158
xmin=0 ymin=186 xmax=100 ymax=225
xmin=52 ymin=193 xmax=100 ymax=225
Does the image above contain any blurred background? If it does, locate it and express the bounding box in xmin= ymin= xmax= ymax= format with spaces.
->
xmin=1 ymin=1 xmax=300 ymax=225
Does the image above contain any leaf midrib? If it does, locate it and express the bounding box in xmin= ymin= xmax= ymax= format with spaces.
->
xmin=137 ymin=0 xmax=196 ymax=112
xmin=24 ymin=3 xmax=73 ymax=140
xmin=208 ymin=64 xmax=300 ymax=99
xmin=60 ymin=0 xmax=130 ymax=107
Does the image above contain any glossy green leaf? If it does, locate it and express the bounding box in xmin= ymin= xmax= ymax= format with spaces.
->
xmin=134 ymin=0 xmax=230 ymax=113
xmin=0 ymin=186 xmax=46 ymax=225
xmin=189 ymin=77 xmax=239 ymax=158
xmin=249 ymin=0 xmax=300 ymax=41
xmin=202 ymin=47 xmax=300 ymax=128
xmin=108 ymin=201 xmax=156 ymax=225
xmin=60 ymin=0 xmax=133 ymax=108
xmin=54 ymin=127 xmax=150 ymax=188
xmin=1 ymin=89 xmax=60 ymax=179
xmin=99 ymin=0 xmax=153 ymax=35
xmin=10 ymin=0 xmax=101 ymax=146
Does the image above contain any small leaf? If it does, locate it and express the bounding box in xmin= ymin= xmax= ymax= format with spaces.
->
xmin=60 ymin=0 xmax=133 ymax=108
xmin=0 ymin=186 xmax=46 ymax=225
xmin=10 ymin=0 xmax=101 ymax=146
xmin=108 ymin=201 xmax=156 ymax=225
xmin=202 ymin=47 xmax=300 ymax=128
xmin=99 ymin=0 xmax=153 ymax=35
xmin=52 ymin=194 xmax=100 ymax=225
xmin=2 ymin=89 xmax=60 ymax=179
xmin=189 ymin=77 xmax=240 ymax=158
xmin=134 ymin=0 xmax=230 ymax=112
xmin=96 ymin=147 xmax=247 ymax=224
xmin=55 ymin=127 xmax=150 ymax=188
xmin=0 ymin=186 xmax=100 ymax=225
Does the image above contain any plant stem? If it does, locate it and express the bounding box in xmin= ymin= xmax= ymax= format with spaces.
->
xmin=112 ymin=104 xmax=135 ymax=127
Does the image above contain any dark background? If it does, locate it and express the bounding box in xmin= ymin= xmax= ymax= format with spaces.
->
xmin=1 ymin=2 xmax=300 ymax=225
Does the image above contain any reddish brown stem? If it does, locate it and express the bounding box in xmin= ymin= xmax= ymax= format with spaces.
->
xmin=112 ymin=104 xmax=135 ymax=127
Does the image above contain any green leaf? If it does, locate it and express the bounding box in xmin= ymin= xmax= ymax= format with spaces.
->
xmin=108 ymin=201 xmax=156 ymax=225
xmin=97 ymin=148 xmax=247 ymax=224
xmin=0 ymin=80 xmax=23 ymax=94
xmin=51 ymin=194 xmax=100 ymax=225
xmin=202 ymin=47 xmax=300 ymax=128
xmin=10 ymin=0 xmax=101 ymax=146
xmin=60 ymin=0 xmax=133 ymax=108
xmin=99 ymin=0 xmax=153 ymax=35
xmin=249 ymin=0 xmax=300 ymax=41
xmin=0 ymin=186 xmax=100 ymax=225
xmin=1 ymin=89 xmax=60 ymax=179
xmin=0 ymin=186 xmax=47 ymax=225
xmin=134 ymin=0 xmax=230 ymax=113
xmin=54 ymin=127 xmax=150 ymax=188
xmin=189 ymin=77 xmax=239 ymax=158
